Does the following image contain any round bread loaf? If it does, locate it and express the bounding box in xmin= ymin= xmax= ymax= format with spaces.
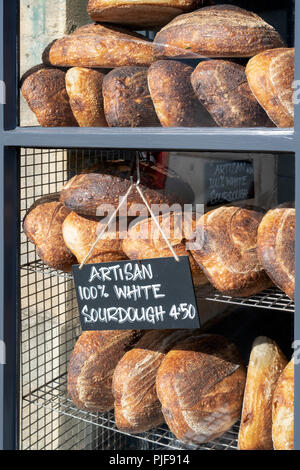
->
xmin=272 ymin=358 xmax=294 ymax=450
xmin=156 ymin=334 xmax=246 ymax=445
xmin=257 ymin=205 xmax=295 ymax=299
xmin=68 ymin=330 xmax=143 ymax=412
xmin=154 ymin=5 xmax=284 ymax=59
xmin=190 ymin=206 xmax=273 ymax=297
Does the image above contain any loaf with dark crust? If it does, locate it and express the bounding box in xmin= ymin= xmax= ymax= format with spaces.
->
xmin=65 ymin=67 xmax=107 ymax=127
xmin=68 ymin=330 xmax=143 ymax=412
xmin=257 ymin=205 xmax=295 ymax=299
xmin=148 ymin=60 xmax=215 ymax=127
xmin=246 ymin=48 xmax=294 ymax=128
xmin=87 ymin=0 xmax=210 ymax=28
xmin=156 ymin=334 xmax=246 ymax=445
xmin=103 ymin=67 xmax=160 ymax=127
xmin=45 ymin=23 xmax=155 ymax=68
xmin=24 ymin=201 xmax=77 ymax=271
xmin=60 ymin=160 xmax=194 ymax=216
xmin=113 ymin=329 xmax=197 ymax=433
xmin=272 ymin=358 xmax=294 ymax=450
xmin=190 ymin=206 xmax=273 ymax=297
xmin=154 ymin=5 xmax=285 ymax=59
xmin=21 ymin=67 xmax=78 ymax=127
xmin=191 ymin=60 xmax=274 ymax=128
xmin=238 ymin=336 xmax=287 ymax=450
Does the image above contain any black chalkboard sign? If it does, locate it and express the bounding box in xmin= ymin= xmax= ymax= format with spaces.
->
xmin=72 ymin=256 xmax=200 ymax=331
xmin=205 ymin=159 xmax=255 ymax=207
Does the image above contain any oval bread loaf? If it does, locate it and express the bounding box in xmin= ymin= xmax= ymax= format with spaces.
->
xmin=272 ymin=358 xmax=294 ymax=450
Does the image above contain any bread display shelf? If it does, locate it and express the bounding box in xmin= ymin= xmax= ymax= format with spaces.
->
xmin=20 ymin=259 xmax=295 ymax=313
xmin=24 ymin=374 xmax=240 ymax=451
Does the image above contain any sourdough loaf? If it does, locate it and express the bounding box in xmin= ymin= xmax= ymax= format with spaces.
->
xmin=154 ymin=5 xmax=284 ymax=59
xmin=148 ymin=60 xmax=214 ymax=127
xmin=246 ymin=48 xmax=294 ymax=128
xmin=238 ymin=337 xmax=287 ymax=450
xmin=190 ymin=206 xmax=273 ymax=297
xmin=156 ymin=334 xmax=246 ymax=444
xmin=191 ymin=60 xmax=273 ymax=127
xmin=257 ymin=205 xmax=295 ymax=299
xmin=103 ymin=67 xmax=160 ymax=127
xmin=272 ymin=358 xmax=294 ymax=450
xmin=68 ymin=330 xmax=143 ymax=412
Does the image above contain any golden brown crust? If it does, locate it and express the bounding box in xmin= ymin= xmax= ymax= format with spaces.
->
xmin=112 ymin=329 xmax=197 ymax=433
xmin=87 ymin=0 xmax=209 ymax=28
xmin=46 ymin=23 xmax=155 ymax=68
xmin=191 ymin=60 xmax=274 ymax=128
xmin=21 ymin=67 xmax=78 ymax=127
xmin=156 ymin=334 xmax=246 ymax=445
xmin=148 ymin=60 xmax=214 ymax=127
xmin=238 ymin=337 xmax=287 ymax=450
xmin=68 ymin=330 xmax=143 ymax=412
xmin=246 ymin=48 xmax=294 ymax=128
xmin=65 ymin=68 xmax=107 ymax=127
xmin=60 ymin=160 xmax=194 ymax=216
xmin=190 ymin=206 xmax=273 ymax=297
xmin=154 ymin=5 xmax=284 ymax=59
xmin=24 ymin=201 xmax=77 ymax=271
xmin=272 ymin=359 xmax=294 ymax=450
xmin=103 ymin=67 xmax=160 ymax=127
xmin=257 ymin=206 xmax=295 ymax=299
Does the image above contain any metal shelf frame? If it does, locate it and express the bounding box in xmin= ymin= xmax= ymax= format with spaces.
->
xmin=0 ymin=0 xmax=299 ymax=450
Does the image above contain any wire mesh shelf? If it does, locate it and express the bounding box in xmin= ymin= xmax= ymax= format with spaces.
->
xmin=24 ymin=375 xmax=239 ymax=451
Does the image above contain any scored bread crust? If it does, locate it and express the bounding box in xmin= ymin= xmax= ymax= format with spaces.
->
xmin=272 ymin=358 xmax=294 ymax=450
xmin=238 ymin=336 xmax=287 ymax=450
xmin=246 ymin=48 xmax=294 ymax=128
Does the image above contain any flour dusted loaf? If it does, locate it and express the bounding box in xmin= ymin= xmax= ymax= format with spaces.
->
xmin=122 ymin=212 xmax=208 ymax=287
xmin=156 ymin=334 xmax=246 ymax=445
xmin=190 ymin=206 xmax=272 ymax=297
xmin=191 ymin=60 xmax=273 ymax=128
xmin=24 ymin=201 xmax=77 ymax=271
xmin=272 ymin=358 xmax=294 ymax=450
xmin=68 ymin=330 xmax=143 ymax=412
xmin=103 ymin=67 xmax=160 ymax=127
xmin=154 ymin=5 xmax=284 ymax=59
xmin=60 ymin=160 xmax=194 ymax=216
xmin=257 ymin=204 xmax=295 ymax=299
xmin=246 ymin=48 xmax=294 ymax=127
xmin=87 ymin=0 xmax=210 ymax=28
xmin=113 ymin=329 xmax=196 ymax=433
xmin=148 ymin=60 xmax=214 ymax=127
xmin=21 ymin=67 xmax=77 ymax=127
xmin=45 ymin=23 xmax=154 ymax=68
xmin=238 ymin=337 xmax=287 ymax=450
xmin=65 ymin=68 xmax=107 ymax=127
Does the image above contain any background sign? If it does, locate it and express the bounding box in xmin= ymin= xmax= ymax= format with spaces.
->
xmin=73 ymin=256 xmax=200 ymax=331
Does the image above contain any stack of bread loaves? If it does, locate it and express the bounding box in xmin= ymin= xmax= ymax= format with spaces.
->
xmin=21 ymin=4 xmax=294 ymax=128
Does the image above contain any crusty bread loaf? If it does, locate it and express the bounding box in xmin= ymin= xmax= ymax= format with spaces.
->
xmin=24 ymin=201 xmax=77 ymax=271
xmin=60 ymin=160 xmax=194 ymax=216
xmin=62 ymin=212 xmax=128 ymax=264
xmin=156 ymin=334 xmax=246 ymax=444
xmin=154 ymin=5 xmax=284 ymax=59
xmin=190 ymin=206 xmax=273 ymax=297
xmin=103 ymin=67 xmax=160 ymax=127
xmin=122 ymin=212 xmax=208 ymax=287
xmin=238 ymin=337 xmax=288 ymax=450
xmin=68 ymin=330 xmax=143 ymax=412
xmin=113 ymin=329 xmax=196 ymax=433
xmin=246 ymin=48 xmax=294 ymax=128
xmin=148 ymin=60 xmax=214 ymax=127
xmin=272 ymin=358 xmax=294 ymax=450
xmin=87 ymin=0 xmax=210 ymax=28
xmin=191 ymin=60 xmax=273 ymax=128
xmin=21 ymin=67 xmax=78 ymax=127
xmin=257 ymin=205 xmax=295 ymax=299
xmin=65 ymin=67 xmax=107 ymax=127
xmin=45 ymin=23 xmax=154 ymax=68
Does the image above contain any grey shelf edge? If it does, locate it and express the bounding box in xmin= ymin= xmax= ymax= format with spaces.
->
xmin=1 ymin=127 xmax=295 ymax=152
